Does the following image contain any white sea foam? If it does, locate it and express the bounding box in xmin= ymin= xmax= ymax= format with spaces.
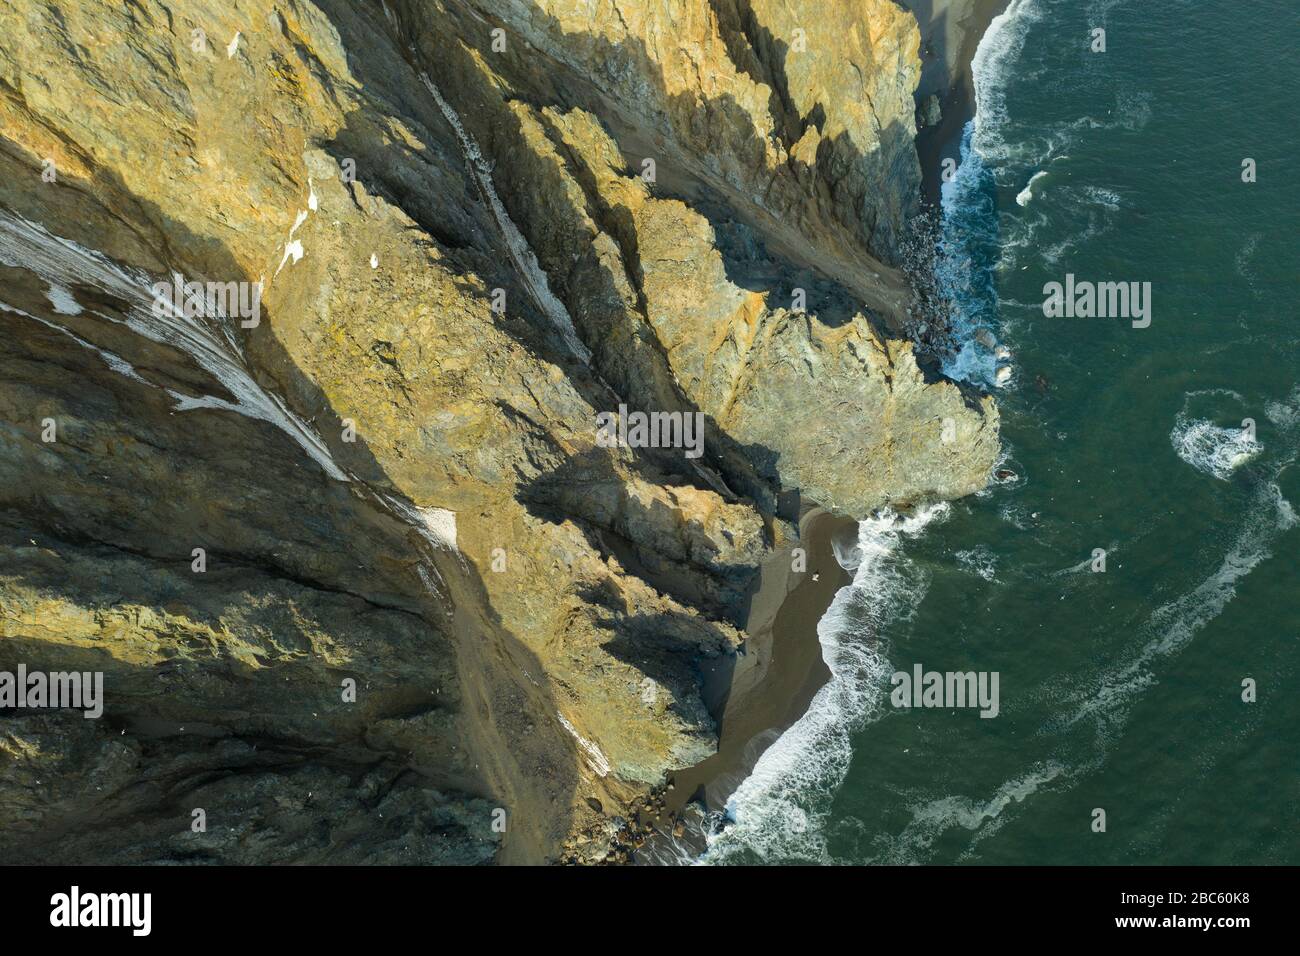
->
xmin=638 ymin=804 xmax=719 ymax=866
xmin=937 ymin=0 xmax=1042 ymax=385
xmin=1038 ymin=211 xmax=1109 ymax=266
xmin=1170 ymin=391 xmax=1262 ymax=479
xmin=967 ymin=0 xmax=1043 ymax=164
xmin=1081 ymin=185 xmax=1122 ymax=210
xmin=1171 ymin=419 xmax=1260 ymax=479
xmin=1114 ymin=90 xmax=1153 ymax=131
xmin=1086 ymin=0 xmax=1130 ymax=25
xmin=1053 ymin=542 xmax=1119 ymax=577
xmin=886 ymin=473 xmax=1295 ymax=861
xmin=1015 ymin=170 xmax=1048 ymax=206
xmin=881 ymin=761 xmax=1066 ymax=864
xmin=1235 ymin=233 xmax=1261 ymax=298
xmin=1266 ymin=388 xmax=1300 ymax=428
xmin=899 ymin=386 xmax=1300 ymax=860
xmin=701 ymin=504 xmax=950 ymax=864
xmin=1069 ymin=478 xmax=1296 ymax=733
xmin=1066 ymin=390 xmax=1298 ymax=736
xmin=955 ymin=546 xmax=998 ymax=581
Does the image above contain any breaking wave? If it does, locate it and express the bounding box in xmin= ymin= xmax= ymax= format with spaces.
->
xmin=701 ymin=504 xmax=950 ymax=864
xmin=936 ymin=0 xmax=1043 ymax=385
xmin=1015 ymin=170 xmax=1049 ymax=206
xmin=1171 ymin=390 xmax=1263 ymax=479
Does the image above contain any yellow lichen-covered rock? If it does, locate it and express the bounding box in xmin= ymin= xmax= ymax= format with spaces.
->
xmin=0 ymin=0 xmax=996 ymax=865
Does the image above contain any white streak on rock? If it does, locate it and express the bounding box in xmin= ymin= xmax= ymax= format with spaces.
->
xmin=417 ymin=70 xmax=590 ymax=364
xmin=557 ymin=712 xmax=611 ymax=778
xmin=0 ymin=212 xmax=465 ymax=619
xmin=0 ymin=211 xmax=344 ymax=481
xmin=0 ymin=299 xmax=146 ymax=384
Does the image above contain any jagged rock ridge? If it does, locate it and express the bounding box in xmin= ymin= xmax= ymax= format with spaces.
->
xmin=0 ymin=0 xmax=996 ymax=864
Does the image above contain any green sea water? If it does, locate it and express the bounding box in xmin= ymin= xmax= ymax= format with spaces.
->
xmin=708 ymin=0 xmax=1300 ymax=865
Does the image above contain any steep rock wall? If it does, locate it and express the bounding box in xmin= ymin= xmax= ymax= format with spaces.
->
xmin=0 ymin=0 xmax=996 ymax=864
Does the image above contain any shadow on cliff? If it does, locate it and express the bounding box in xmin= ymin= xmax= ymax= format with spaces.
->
xmin=0 ymin=0 xmax=997 ymax=865
xmin=0 ymin=134 xmax=579 ymax=863
xmin=413 ymin=0 xmax=919 ymax=317
xmin=519 ymin=445 xmax=760 ymax=624
xmin=380 ymin=0 xmax=993 ymax=404
xmin=312 ymin=2 xmax=799 ymax=531
xmin=576 ymin=576 xmax=739 ymax=743
xmin=308 ymin=1 xmax=792 ymax=778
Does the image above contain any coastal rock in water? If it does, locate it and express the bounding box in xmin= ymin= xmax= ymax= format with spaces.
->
xmin=920 ymin=94 xmax=943 ymax=128
xmin=0 ymin=0 xmax=997 ymax=864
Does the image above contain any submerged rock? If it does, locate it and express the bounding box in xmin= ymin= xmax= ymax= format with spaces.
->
xmin=920 ymin=94 xmax=944 ymax=128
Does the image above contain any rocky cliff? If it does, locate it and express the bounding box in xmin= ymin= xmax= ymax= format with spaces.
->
xmin=0 ymin=0 xmax=997 ymax=864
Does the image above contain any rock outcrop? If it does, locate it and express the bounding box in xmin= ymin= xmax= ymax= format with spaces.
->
xmin=0 ymin=0 xmax=996 ymax=864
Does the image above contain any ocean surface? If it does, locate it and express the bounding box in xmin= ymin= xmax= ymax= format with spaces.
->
xmin=706 ymin=0 xmax=1300 ymax=864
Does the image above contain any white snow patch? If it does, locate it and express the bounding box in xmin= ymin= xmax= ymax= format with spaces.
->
xmin=0 ymin=211 xmax=345 ymax=480
xmin=275 ymin=239 xmax=304 ymax=276
xmin=45 ymin=283 xmax=82 ymax=315
xmin=379 ymin=494 xmax=458 ymax=552
xmin=414 ymin=505 xmax=457 ymax=551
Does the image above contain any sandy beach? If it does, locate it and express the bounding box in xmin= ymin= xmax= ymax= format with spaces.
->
xmin=631 ymin=508 xmax=856 ymax=860
xmin=903 ymin=0 xmax=1012 ymax=205
xmin=634 ymin=0 xmax=1013 ymax=862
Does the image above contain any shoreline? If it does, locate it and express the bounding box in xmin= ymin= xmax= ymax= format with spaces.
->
xmin=633 ymin=0 xmax=1011 ymax=864
xmin=905 ymin=0 xmax=1012 ymax=206
xmin=633 ymin=507 xmax=856 ymax=858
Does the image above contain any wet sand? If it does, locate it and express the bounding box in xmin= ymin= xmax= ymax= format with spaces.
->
xmin=647 ymin=508 xmax=858 ymax=831
xmin=633 ymin=1 xmax=1011 ymax=862
xmin=904 ymin=0 xmax=1012 ymax=206
xmin=658 ymin=0 xmax=1013 ymax=817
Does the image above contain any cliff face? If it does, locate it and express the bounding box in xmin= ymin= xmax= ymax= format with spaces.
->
xmin=0 ymin=0 xmax=997 ymax=864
